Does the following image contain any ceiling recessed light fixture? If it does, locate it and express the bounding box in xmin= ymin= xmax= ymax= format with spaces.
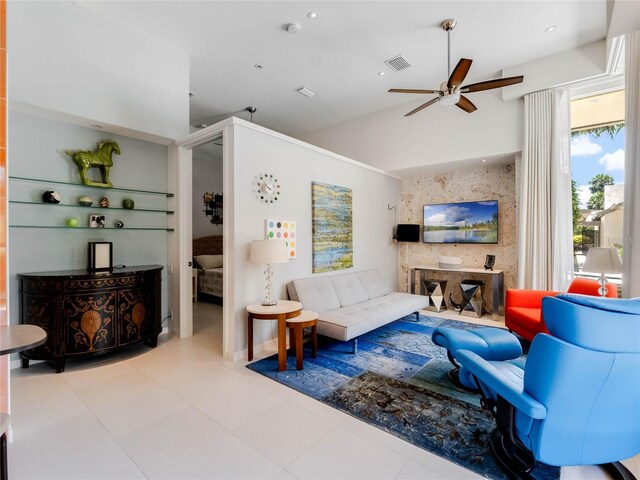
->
xmin=254 ymin=64 xmax=264 ymax=69
xmin=307 ymin=11 xmax=318 ymax=19
xmin=296 ymin=86 xmax=317 ymax=98
xmin=378 ymin=71 xmax=385 ymax=76
xmin=545 ymin=25 xmax=557 ymax=33
xmin=481 ymin=159 xmax=488 ymax=163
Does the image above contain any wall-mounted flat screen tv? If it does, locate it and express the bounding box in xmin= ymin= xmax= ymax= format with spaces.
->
xmin=423 ymin=200 xmax=498 ymax=244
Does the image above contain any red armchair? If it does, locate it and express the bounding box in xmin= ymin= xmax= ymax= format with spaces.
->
xmin=505 ymin=277 xmax=617 ymax=341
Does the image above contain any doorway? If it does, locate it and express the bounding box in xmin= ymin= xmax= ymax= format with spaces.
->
xmin=173 ymin=120 xmax=235 ymax=359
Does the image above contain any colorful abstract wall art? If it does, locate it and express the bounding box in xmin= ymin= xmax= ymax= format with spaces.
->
xmin=311 ymin=182 xmax=353 ymax=272
xmin=266 ymin=219 xmax=296 ymax=258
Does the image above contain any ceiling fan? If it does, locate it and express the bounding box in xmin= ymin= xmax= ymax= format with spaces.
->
xmin=388 ymin=18 xmax=524 ymax=116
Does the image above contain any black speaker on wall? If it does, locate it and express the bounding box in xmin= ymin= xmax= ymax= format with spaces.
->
xmin=395 ymin=224 xmax=420 ymax=243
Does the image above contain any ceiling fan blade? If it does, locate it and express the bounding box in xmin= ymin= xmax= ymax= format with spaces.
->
xmin=405 ymin=97 xmax=440 ymax=116
xmin=456 ymin=95 xmax=477 ymax=113
xmin=447 ymin=58 xmax=473 ymax=90
xmin=389 ymin=88 xmax=442 ymax=94
xmin=461 ymin=75 xmax=524 ymax=93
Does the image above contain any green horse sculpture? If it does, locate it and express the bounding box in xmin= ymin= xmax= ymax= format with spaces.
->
xmin=66 ymin=140 xmax=121 ymax=188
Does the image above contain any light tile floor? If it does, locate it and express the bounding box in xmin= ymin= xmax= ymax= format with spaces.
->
xmin=8 ymin=302 xmax=640 ymax=479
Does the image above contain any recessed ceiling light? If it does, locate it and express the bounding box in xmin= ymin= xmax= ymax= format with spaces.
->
xmin=545 ymin=25 xmax=557 ymax=33
xmin=254 ymin=64 xmax=263 ymax=70
xmin=481 ymin=159 xmax=488 ymax=163
xmin=307 ymin=11 xmax=318 ymax=19
xmin=378 ymin=71 xmax=385 ymax=76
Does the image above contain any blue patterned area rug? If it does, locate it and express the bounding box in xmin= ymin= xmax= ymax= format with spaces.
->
xmin=247 ymin=314 xmax=560 ymax=480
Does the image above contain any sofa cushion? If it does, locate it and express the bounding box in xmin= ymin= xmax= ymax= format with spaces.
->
xmin=357 ymin=270 xmax=392 ymax=299
xmin=317 ymin=292 xmax=429 ymax=341
xmin=287 ymin=277 xmax=341 ymax=313
xmin=507 ymin=307 xmax=540 ymax=335
xmin=330 ymin=273 xmax=370 ymax=307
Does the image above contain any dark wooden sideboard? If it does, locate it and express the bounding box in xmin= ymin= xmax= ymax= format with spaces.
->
xmin=18 ymin=265 xmax=163 ymax=372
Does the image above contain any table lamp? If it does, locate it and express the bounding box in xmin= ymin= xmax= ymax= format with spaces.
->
xmin=250 ymin=239 xmax=290 ymax=306
xmin=581 ymin=247 xmax=623 ymax=297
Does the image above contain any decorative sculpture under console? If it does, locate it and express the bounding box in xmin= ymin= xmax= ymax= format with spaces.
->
xmin=66 ymin=139 xmax=121 ymax=188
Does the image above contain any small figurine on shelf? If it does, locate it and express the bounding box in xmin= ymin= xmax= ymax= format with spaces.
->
xmin=65 ymin=139 xmax=121 ymax=188
xmin=122 ymin=198 xmax=135 ymax=209
xmin=114 ymin=220 xmax=124 ymax=229
xmin=42 ymin=190 xmax=61 ymax=204
xmin=78 ymin=196 xmax=93 ymax=207
xmin=99 ymin=197 xmax=110 ymax=208
xmin=66 ymin=217 xmax=79 ymax=227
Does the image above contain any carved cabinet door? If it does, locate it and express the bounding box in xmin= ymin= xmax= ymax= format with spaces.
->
xmin=117 ymin=288 xmax=157 ymax=346
xmin=63 ymin=292 xmax=117 ymax=355
xmin=21 ymin=293 xmax=56 ymax=358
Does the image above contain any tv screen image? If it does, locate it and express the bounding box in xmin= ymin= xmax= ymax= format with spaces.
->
xmin=423 ymin=200 xmax=498 ymax=244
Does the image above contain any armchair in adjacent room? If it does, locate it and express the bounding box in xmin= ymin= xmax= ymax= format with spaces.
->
xmin=505 ymin=277 xmax=617 ymax=341
xmin=456 ymin=294 xmax=640 ymax=480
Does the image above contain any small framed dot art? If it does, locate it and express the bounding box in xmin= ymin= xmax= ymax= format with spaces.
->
xmin=265 ymin=219 xmax=296 ymax=259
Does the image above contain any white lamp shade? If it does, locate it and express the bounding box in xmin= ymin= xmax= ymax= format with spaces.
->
xmin=582 ymin=247 xmax=623 ymax=274
xmin=250 ymin=239 xmax=290 ymax=264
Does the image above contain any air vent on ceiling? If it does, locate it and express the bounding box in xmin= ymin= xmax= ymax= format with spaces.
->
xmin=384 ymin=54 xmax=413 ymax=72
xmin=296 ymin=86 xmax=317 ymax=98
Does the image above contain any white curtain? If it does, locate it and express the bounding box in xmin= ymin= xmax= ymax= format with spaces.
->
xmin=518 ymin=89 xmax=573 ymax=291
xmin=623 ymin=31 xmax=640 ymax=298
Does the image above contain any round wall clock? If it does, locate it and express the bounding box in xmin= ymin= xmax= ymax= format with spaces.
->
xmin=254 ymin=173 xmax=281 ymax=203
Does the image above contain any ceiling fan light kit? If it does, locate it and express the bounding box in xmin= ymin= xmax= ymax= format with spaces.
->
xmin=388 ymin=18 xmax=524 ymax=116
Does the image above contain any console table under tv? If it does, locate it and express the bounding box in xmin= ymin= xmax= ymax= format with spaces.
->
xmin=18 ymin=265 xmax=162 ymax=373
xmin=410 ymin=266 xmax=504 ymax=321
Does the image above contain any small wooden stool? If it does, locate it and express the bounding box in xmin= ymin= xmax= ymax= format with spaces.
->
xmin=286 ymin=310 xmax=318 ymax=370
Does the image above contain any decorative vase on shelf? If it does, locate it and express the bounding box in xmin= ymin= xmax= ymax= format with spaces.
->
xmin=122 ymin=198 xmax=134 ymax=209
xmin=78 ymin=196 xmax=93 ymax=207
xmin=42 ymin=190 xmax=61 ymax=204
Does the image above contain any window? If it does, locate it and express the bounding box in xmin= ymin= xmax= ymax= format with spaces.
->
xmin=570 ymin=89 xmax=625 ymax=279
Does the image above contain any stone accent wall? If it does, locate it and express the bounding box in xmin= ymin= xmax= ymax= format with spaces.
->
xmin=398 ymin=162 xmax=517 ymax=300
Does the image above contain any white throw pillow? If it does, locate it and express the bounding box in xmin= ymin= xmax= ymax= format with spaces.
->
xmin=195 ymin=254 xmax=223 ymax=269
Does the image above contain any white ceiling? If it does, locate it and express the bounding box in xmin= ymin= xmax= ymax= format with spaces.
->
xmin=78 ymin=1 xmax=607 ymax=138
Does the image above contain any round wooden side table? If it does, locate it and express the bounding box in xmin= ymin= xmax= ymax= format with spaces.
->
xmin=0 ymin=324 xmax=46 ymax=480
xmin=286 ymin=310 xmax=318 ymax=370
xmin=247 ymin=300 xmax=302 ymax=371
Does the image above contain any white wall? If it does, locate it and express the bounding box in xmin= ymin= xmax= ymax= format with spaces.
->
xmin=502 ymin=40 xmax=607 ymax=101
xmin=600 ymin=209 xmax=624 ymax=250
xmin=229 ymin=122 xmax=400 ymax=355
xmin=192 ymin=149 xmax=223 ymax=238
xmin=7 ymin=1 xmax=190 ymax=141
xmin=301 ymin=91 xmax=523 ymax=174
xmin=8 ymin=112 xmax=170 ymax=325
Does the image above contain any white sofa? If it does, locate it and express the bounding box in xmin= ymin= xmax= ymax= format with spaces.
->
xmin=286 ymin=269 xmax=429 ymax=344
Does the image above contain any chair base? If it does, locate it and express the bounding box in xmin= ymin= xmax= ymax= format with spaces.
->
xmin=489 ymin=428 xmax=535 ymax=480
xmin=603 ymin=462 xmax=637 ymax=480
xmin=489 ymin=427 xmax=638 ymax=480
xmin=447 ymin=367 xmax=479 ymax=392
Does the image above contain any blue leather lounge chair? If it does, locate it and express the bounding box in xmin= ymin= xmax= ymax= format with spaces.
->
xmin=456 ymin=294 xmax=640 ymax=480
